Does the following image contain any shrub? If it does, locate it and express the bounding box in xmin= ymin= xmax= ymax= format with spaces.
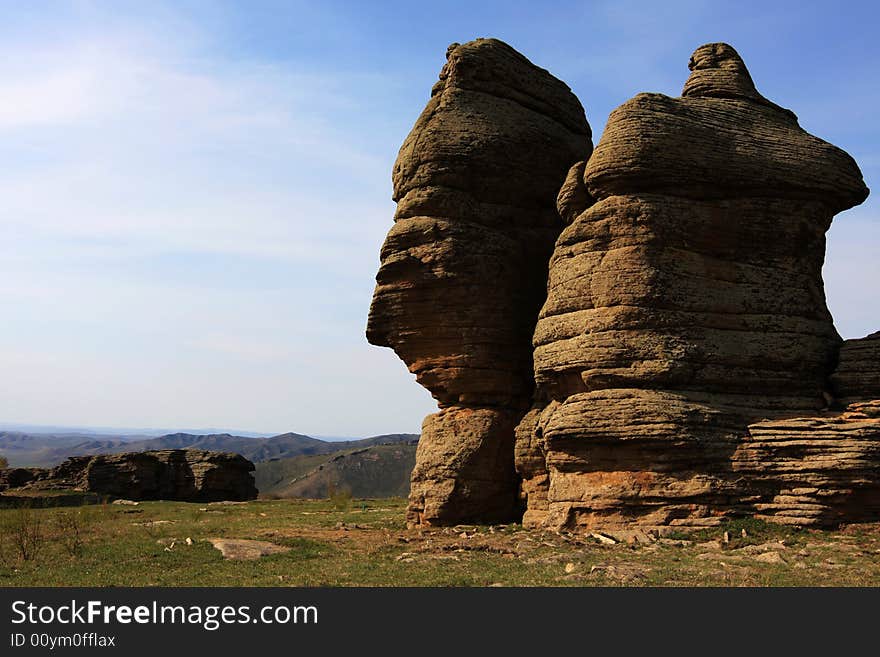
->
xmin=2 ymin=503 xmax=45 ymax=562
xmin=0 ymin=455 xmax=8 ymax=469
xmin=327 ymin=481 xmax=352 ymax=512
xmin=54 ymin=508 xmax=93 ymax=557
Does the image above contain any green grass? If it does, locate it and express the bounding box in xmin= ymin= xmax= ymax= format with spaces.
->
xmin=1 ymin=497 xmax=879 ymax=586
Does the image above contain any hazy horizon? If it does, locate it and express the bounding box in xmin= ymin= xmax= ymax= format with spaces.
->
xmin=0 ymin=418 xmax=413 ymax=441
xmin=1 ymin=1 xmax=877 ymax=436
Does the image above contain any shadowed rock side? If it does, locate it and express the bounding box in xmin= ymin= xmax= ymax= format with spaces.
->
xmin=367 ymin=38 xmax=591 ymax=525
xmin=516 ymin=43 xmax=873 ymax=530
xmin=831 ymin=331 xmax=880 ymax=405
xmin=1 ymin=450 xmax=257 ymax=501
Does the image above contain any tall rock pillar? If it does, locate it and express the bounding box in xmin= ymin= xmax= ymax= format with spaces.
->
xmin=516 ymin=43 xmax=869 ymax=530
xmin=367 ymin=38 xmax=591 ymax=524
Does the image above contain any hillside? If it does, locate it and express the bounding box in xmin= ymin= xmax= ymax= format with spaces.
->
xmin=256 ymin=442 xmax=418 ymax=498
xmin=0 ymin=432 xmax=145 ymax=468
xmin=0 ymin=431 xmax=419 ymax=468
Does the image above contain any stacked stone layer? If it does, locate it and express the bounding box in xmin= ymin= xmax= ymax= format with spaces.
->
xmin=831 ymin=332 xmax=880 ymax=404
xmin=733 ymin=401 xmax=880 ymax=526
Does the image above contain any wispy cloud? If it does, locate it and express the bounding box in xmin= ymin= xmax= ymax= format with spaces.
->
xmin=0 ymin=30 xmax=392 ymax=259
xmin=0 ymin=7 xmax=436 ymax=434
xmin=0 ymin=1 xmax=875 ymax=435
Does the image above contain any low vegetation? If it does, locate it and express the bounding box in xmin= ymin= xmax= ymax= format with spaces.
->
xmin=1 ymin=496 xmax=879 ymax=586
xmin=1 ymin=503 xmax=44 ymax=562
xmin=326 ymin=482 xmax=353 ymax=512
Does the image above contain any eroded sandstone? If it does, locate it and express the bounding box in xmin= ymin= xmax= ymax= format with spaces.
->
xmin=367 ymin=38 xmax=591 ymax=524
xmin=733 ymin=401 xmax=880 ymax=526
xmin=515 ymin=42 xmax=873 ymax=530
xmin=369 ymin=40 xmax=877 ymax=530
xmin=831 ymin=331 xmax=880 ymax=405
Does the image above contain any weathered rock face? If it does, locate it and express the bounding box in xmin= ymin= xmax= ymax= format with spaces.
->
xmin=369 ymin=39 xmax=877 ymax=530
xmin=367 ymin=39 xmax=591 ymax=524
xmin=831 ymin=332 xmax=880 ymax=404
xmin=3 ymin=450 xmax=257 ymax=502
xmin=0 ymin=467 xmax=39 ymax=491
xmin=733 ymin=400 xmax=880 ymax=526
xmin=516 ymin=43 xmax=872 ymax=530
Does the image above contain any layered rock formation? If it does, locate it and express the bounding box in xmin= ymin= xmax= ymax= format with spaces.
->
xmin=515 ymin=43 xmax=873 ymax=529
xmin=734 ymin=400 xmax=880 ymax=526
xmin=367 ymin=39 xmax=591 ymax=524
xmin=1 ymin=450 xmax=257 ymax=501
xmin=0 ymin=467 xmax=40 ymax=491
xmin=831 ymin=332 xmax=880 ymax=404
xmin=369 ymin=39 xmax=878 ymax=530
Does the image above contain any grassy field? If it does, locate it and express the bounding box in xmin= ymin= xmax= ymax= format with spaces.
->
xmin=1 ymin=496 xmax=879 ymax=586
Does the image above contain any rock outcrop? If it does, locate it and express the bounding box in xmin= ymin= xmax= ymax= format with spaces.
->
xmin=831 ymin=332 xmax=880 ymax=404
xmin=367 ymin=38 xmax=591 ymax=524
xmin=0 ymin=467 xmax=40 ymax=491
xmin=369 ymin=39 xmax=878 ymax=530
xmin=515 ymin=42 xmax=873 ymax=530
xmin=1 ymin=450 xmax=257 ymax=502
xmin=733 ymin=400 xmax=880 ymax=526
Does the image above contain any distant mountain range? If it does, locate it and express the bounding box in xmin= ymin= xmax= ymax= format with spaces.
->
xmin=0 ymin=431 xmax=419 ymax=468
xmin=0 ymin=421 xmax=276 ymax=438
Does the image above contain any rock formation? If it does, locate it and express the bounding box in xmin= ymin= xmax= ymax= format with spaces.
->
xmin=1 ymin=450 xmax=257 ymax=501
xmin=516 ymin=42 xmax=874 ymax=530
xmin=369 ymin=39 xmax=878 ymax=530
xmin=0 ymin=467 xmax=40 ymax=491
xmin=831 ymin=332 xmax=880 ymax=404
xmin=733 ymin=400 xmax=880 ymax=526
xmin=367 ymin=38 xmax=591 ymax=524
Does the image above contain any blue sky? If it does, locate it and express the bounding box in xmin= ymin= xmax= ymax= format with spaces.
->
xmin=0 ymin=1 xmax=876 ymax=436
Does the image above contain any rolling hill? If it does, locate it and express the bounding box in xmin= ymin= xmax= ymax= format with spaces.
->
xmin=255 ymin=441 xmax=418 ymax=498
xmin=0 ymin=431 xmax=419 ymax=468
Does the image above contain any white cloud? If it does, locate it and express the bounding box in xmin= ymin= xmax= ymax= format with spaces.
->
xmin=0 ymin=13 xmax=437 ymax=435
xmin=0 ymin=28 xmax=394 ymax=262
xmin=0 ymin=3 xmax=873 ymax=437
xmin=0 ymin=67 xmax=100 ymax=128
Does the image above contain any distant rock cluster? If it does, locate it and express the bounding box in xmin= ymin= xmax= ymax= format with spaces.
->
xmin=368 ymin=39 xmax=878 ymax=529
xmin=0 ymin=449 xmax=257 ymax=502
